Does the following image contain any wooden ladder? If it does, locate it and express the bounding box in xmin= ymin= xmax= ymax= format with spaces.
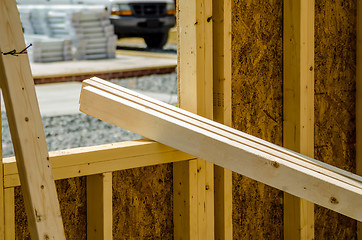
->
xmin=0 ymin=0 xmax=65 ymax=239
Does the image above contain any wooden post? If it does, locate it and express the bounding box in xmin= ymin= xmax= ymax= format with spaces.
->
xmin=0 ymin=0 xmax=65 ymax=239
xmin=87 ymin=173 xmax=113 ymax=239
xmin=213 ymin=0 xmax=232 ymax=238
xmin=357 ymin=0 xmax=362 ymax=238
xmin=283 ymin=0 xmax=315 ymax=239
xmin=0 ymin=86 xmax=15 ymax=240
xmin=175 ymin=0 xmax=214 ymax=238
xmin=0 ymin=93 xmax=4 ymax=239
xmin=4 ymin=188 xmax=15 ymax=240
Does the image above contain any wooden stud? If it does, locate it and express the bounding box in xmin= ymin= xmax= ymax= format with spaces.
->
xmin=214 ymin=166 xmax=232 ymax=240
xmin=222 ymin=0 xmax=232 ymax=128
xmin=175 ymin=0 xmax=198 ymax=236
xmin=173 ymin=160 xmax=198 ymax=240
xmin=87 ymin=173 xmax=112 ymax=240
xmin=4 ymin=188 xmax=15 ymax=240
xmin=0 ymin=0 xmax=65 ymax=239
xmin=4 ymin=140 xmax=195 ymax=188
xmin=284 ymin=0 xmax=315 ymax=239
xmin=357 ymin=0 xmax=362 ymax=237
xmin=0 ymin=95 xmax=4 ymax=239
xmin=176 ymin=0 xmax=214 ymax=237
xmin=213 ymin=0 xmax=232 ymax=238
xmin=79 ymin=78 xmax=362 ymax=221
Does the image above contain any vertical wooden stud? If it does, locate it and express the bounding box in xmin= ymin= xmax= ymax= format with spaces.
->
xmin=87 ymin=173 xmax=113 ymax=240
xmin=175 ymin=0 xmax=214 ymax=238
xmin=213 ymin=0 xmax=232 ymax=238
xmin=173 ymin=160 xmax=198 ymax=239
xmin=0 ymin=98 xmax=4 ymax=239
xmin=0 ymin=0 xmax=65 ymax=239
xmin=175 ymin=0 xmax=198 ymax=237
xmin=4 ymin=188 xmax=15 ymax=240
xmin=283 ymin=0 xmax=315 ymax=239
xmin=356 ymin=0 xmax=362 ymax=238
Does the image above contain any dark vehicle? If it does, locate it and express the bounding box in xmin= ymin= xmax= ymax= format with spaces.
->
xmin=109 ymin=0 xmax=176 ymax=48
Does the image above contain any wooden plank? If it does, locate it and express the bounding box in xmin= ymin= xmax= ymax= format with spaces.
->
xmin=116 ymin=50 xmax=177 ymax=59
xmin=357 ymin=0 xmax=362 ymax=238
xmin=196 ymin=1 xmax=214 ymax=237
xmin=4 ymin=140 xmax=185 ymax=174
xmin=0 ymin=0 xmax=65 ymax=239
xmin=223 ymin=0 xmax=232 ymax=128
xmin=87 ymin=173 xmax=112 ymax=240
xmin=79 ymin=79 xmax=362 ymax=221
xmin=3 ymin=140 xmax=195 ymax=188
xmin=196 ymin=0 xmax=213 ymax=119
xmin=214 ymin=166 xmax=232 ymax=240
xmin=84 ymin=78 xmax=362 ymax=185
xmin=213 ymin=0 xmax=232 ymax=238
xmin=0 ymin=94 xmax=4 ymax=240
xmin=177 ymin=0 xmax=214 ymax=237
xmin=283 ymin=0 xmax=315 ymax=239
xmin=4 ymin=188 xmax=15 ymax=240
xmin=175 ymin=0 xmax=198 ymax=237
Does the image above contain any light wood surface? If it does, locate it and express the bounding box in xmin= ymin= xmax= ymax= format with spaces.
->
xmin=4 ymin=188 xmax=14 ymax=240
xmin=79 ymin=78 xmax=362 ymax=222
xmin=87 ymin=173 xmax=113 ymax=240
xmin=175 ymin=0 xmax=198 ymax=236
xmin=213 ymin=0 xmax=233 ymax=238
xmin=0 ymin=0 xmax=65 ymax=238
xmin=3 ymin=140 xmax=195 ymax=188
xmin=177 ymin=0 xmax=215 ymax=237
xmin=284 ymin=0 xmax=315 ymax=238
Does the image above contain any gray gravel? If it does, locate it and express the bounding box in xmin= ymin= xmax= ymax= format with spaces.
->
xmin=111 ymin=72 xmax=177 ymax=94
xmin=2 ymin=72 xmax=177 ymax=157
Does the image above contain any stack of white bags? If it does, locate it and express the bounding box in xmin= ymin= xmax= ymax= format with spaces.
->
xmin=67 ymin=9 xmax=117 ymax=60
xmin=25 ymin=34 xmax=73 ymax=62
xmin=17 ymin=5 xmax=117 ymax=62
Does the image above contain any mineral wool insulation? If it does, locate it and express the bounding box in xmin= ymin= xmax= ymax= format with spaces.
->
xmin=18 ymin=5 xmax=117 ymax=62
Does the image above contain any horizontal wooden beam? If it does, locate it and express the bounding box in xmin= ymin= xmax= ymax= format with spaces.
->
xmin=79 ymin=77 xmax=362 ymax=221
xmin=3 ymin=140 xmax=195 ymax=188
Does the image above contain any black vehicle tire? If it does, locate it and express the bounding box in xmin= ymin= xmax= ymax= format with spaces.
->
xmin=144 ymin=32 xmax=169 ymax=49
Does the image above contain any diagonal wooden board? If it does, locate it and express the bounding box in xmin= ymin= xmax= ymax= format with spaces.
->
xmin=79 ymin=77 xmax=362 ymax=221
xmin=0 ymin=0 xmax=65 ymax=239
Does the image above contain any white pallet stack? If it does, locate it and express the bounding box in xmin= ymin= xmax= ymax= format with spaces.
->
xmin=25 ymin=34 xmax=72 ymax=63
xmin=18 ymin=7 xmax=34 ymax=34
xmin=69 ymin=9 xmax=117 ymax=60
xmin=19 ymin=6 xmax=51 ymax=35
xmin=29 ymin=7 xmax=50 ymax=35
xmin=18 ymin=5 xmax=117 ymax=61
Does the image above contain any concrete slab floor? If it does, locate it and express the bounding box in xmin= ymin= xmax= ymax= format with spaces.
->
xmin=30 ymin=53 xmax=177 ymax=79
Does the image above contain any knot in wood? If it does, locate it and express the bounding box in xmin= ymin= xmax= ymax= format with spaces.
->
xmin=329 ymin=196 xmax=339 ymax=204
xmin=272 ymin=161 xmax=280 ymax=168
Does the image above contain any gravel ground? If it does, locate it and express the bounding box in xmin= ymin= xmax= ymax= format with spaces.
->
xmin=2 ymin=72 xmax=177 ymax=157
